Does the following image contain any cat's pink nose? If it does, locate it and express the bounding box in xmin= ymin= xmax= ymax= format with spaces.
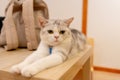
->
xmin=54 ymin=36 xmax=59 ymax=39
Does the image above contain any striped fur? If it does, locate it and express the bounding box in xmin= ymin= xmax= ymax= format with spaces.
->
xmin=40 ymin=18 xmax=87 ymax=58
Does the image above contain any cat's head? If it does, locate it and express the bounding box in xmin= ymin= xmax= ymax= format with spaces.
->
xmin=39 ymin=17 xmax=74 ymax=46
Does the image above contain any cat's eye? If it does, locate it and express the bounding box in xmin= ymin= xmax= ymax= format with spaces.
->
xmin=48 ymin=30 xmax=53 ymax=34
xmin=59 ymin=30 xmax=65 ymax=34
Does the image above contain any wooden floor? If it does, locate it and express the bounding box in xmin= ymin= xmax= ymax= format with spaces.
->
xmin=94 ymin=71 xmax=120 ymax=80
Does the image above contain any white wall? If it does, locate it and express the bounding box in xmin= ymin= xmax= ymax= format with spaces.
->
xmin=88 ymin=0 xmax=120 ymax=69
xmin=0 ymin=0 xmax=10 ymax=16
xmin=44 ymin=0 xmax=83 ymax=30
xmin=0 ymin=0 xmax=120 ymax=69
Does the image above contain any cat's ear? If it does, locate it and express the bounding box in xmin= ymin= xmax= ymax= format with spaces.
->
xmin=39 ymin=16 xmax=48 ymax=28
xmin=65 ymin=17 xmax=74 ymax=27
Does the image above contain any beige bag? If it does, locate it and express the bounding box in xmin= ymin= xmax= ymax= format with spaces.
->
xmin=0 ymin=0 xmax=49 ymax=50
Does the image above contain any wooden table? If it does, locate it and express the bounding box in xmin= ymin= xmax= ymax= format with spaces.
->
xmin=0 ymin=45 xmax=92 ymax=80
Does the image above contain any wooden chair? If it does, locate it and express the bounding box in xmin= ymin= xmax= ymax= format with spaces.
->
xmin=0 ymin=0 xmax=94 ymax=80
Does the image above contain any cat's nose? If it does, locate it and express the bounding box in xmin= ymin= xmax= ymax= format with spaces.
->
xmin=54 ymin=36 xmax=59 ymax=39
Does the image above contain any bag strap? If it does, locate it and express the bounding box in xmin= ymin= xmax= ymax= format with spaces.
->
xmin=22 ymin=0 xmax=38 ymax=50
xmin=4 ymin=3 xmax=19 ymax=50
xmin=39 ymin=0 xmax=49 ymax=19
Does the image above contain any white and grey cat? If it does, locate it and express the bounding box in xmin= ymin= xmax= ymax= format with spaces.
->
xmin=10 ymin=17 xmax=86 ymax=77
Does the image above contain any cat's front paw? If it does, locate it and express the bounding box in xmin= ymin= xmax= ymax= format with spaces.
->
xmin=21 ymin=67 xmax=38 ymax=77
xmin=10 ymin=63 xmax=25 ymax=74
xmin=10 ymin=65 xmax=22 ymax=74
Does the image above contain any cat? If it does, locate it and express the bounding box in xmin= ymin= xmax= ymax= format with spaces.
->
xmin=10 ymin=17 xmax=86 ymax=77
